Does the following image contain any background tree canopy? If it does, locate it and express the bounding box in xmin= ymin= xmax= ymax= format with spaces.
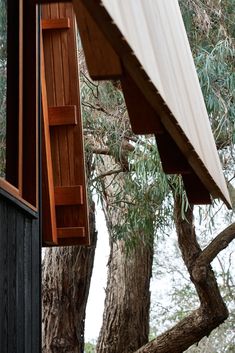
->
xmin=83 ymin=0 xmax=234 ymax=351
xmin=42 ymin=1 xmax=235 ymax=352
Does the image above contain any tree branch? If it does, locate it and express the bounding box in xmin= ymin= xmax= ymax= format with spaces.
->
xmin=82 ymin=101 xmax=110 ymax=115
xmin=89 ymin=141 xmax=135 ymax=157
xmin=134 ymin=197 xmax=231 ymax=353
xmin=91 ymin=147 xmax=111 ymax=156
xmin=82 ymin=100 xmax=119 ymax=119
xmin=196 ymin=222 xmax=235 ymax=266
xmin=91 ymin=168 xmax=124 ymax=182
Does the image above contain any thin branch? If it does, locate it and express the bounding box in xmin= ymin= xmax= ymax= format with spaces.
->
xmin=124 ymin=135 xmax=139 ymax=143
xmin=82 ymin=100 xmax=119 ymax=119
xmin=196 ymin=222 xmax=235 ymax=266
xmin=134 ymin=197 xmax=230 ymax=353
xmin=90 ymin=141 xmax=135 ymax=157
xmin=80 ymin=70 xmax=98 ymax=89
xmin=124 ymin=134 xmax=155 ymax=152
xmin=91 ymin=147 xmax=111 ymax=156
xmin=108 ymin=200 xmax=136 ymax=207
xmin=91 ymin=168 xmax=124 ymax=182
xmin=82 ymin=101 xmax=110 ymax=115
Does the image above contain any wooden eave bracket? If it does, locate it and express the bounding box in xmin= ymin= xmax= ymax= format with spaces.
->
xmin=72 ymin=0 xmax=231 ymax=208
xmin=74 ymin=0 xmax=122 ymax=80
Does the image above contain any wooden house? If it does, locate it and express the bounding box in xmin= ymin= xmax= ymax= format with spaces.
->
xmin=0 ymin=0 xmax=231 ymax=351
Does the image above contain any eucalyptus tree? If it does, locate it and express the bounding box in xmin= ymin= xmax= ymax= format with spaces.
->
xmin=81 ymin=73 xmax=172 ymax=353
xmin=134 ymin=0 xmax=235 ymax=351
xmin=42 ymin=209 xmax=97 ymax=353
xmin=150 ymin=206 xmax=235 ymax=352
xmin=42 ymin=0 xmax=235 ymax=352
xmin=94 ymin=0 xmax=235 ymax=352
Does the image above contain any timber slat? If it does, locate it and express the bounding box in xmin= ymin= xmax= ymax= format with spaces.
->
xmin=73 ymin=0 xmax=231 ymax=207
xmin=41 ymin=18 xmax=70 ymax=30
xmin=41 ymin=35 xmax=58 ymax=245
xmin=182 ymin=173 xmax=212 ymax=205
xmin=54 ymin=186 xmax=83 ymax=206
xmin=121 ymin=72 xmax=164 ymax=135
xmin=57 ymin=227 xmax=85 ymax=238
xmin=48 ymin=105 xmax=77 ymax=126
xmin=42 ymin=2 xmax=90 ymax=246
xmin=75 ymin=0 xmax=122 ymax=80
xmin=155 ymin=133 xmax=191 ymax=175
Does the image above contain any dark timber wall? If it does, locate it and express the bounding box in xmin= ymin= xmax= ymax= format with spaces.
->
xmin=0 ymin=189 xmax=41 ymax=353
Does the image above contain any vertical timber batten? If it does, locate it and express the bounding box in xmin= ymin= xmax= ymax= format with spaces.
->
xmin=0 ymin=0 xmax=41 ymax=352
xmin=0 ymin=190 xmax=40 ymax=353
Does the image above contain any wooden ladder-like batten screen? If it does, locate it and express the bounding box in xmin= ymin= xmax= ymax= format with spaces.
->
xmin=41 ymin=2 xmax=89 ymax=246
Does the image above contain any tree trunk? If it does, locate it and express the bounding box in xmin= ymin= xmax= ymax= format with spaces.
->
xmin=96 ymin=164 xmax=154 ymax=353
xmin=97 ymin=238 xmax=153 ymax=353
xmin=42 ymin=205 xmax=97 ymax=353
xmin=134 ymin=197 xmax=234 ymax=353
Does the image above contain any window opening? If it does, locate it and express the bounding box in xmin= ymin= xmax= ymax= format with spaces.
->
xmin=0 ymin=0 xmax=38 ymax=210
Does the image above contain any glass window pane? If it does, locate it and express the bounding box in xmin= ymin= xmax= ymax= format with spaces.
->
xmin=0 ymin=0 xmax=7 ymax=178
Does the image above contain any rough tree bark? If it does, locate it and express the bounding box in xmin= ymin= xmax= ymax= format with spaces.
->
xmin=97 ymin=238 xmax=153 ymax=353
xmin=42 ymin=205 xmax=97 ymax=353
xmin=96 ymin=166 xmax=154 ymax=353
xmin=134 ymin=197 xmax=235 ymax=353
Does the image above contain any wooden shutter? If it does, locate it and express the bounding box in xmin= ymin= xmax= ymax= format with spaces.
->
xmin=41 ymin=2 xmax=89 ymax=246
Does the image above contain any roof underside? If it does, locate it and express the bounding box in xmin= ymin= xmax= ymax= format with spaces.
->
xmin=72 ymin=0 xmax=231 ymax=208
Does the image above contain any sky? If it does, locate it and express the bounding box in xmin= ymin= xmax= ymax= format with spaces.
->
xmin=84 ymin=201 xmax=235 ymax=343
xmin=85 ymin=203 xmax=110 ymax=342
xmin=42 ymin=199 xmax=234 ymax=343
xmin=84 ymin=201 xmax=172 ymax=342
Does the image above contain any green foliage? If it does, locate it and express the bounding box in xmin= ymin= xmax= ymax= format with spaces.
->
xmin=80 ymin=0 xmax=235 ymax=249
xmin=85 ymin=341 xmax=96 ymax=353
xmin=79 ymin=0 xmax=235 ymax=349
xmin=196 ymin=39 xmax=235 ymax=146
xmin=149 ymin=2 xmax=235 ymax=350
xmin=150 ymin=217 xmax=235 ymax=351
xmin=179 ymin=0 xmax=235 ymax=180
xmin=80 ymin=71 xmax=175 ymax=248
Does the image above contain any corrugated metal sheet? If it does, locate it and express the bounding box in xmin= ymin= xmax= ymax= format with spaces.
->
xmin=75 ymin=0 xmax=231 ymax=207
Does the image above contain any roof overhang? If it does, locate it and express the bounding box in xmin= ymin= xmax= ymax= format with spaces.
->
xmin=72 ymin=0 xmax=231 ymax=208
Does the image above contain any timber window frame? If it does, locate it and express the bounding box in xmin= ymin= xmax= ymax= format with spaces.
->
xmin=0 ymin=0 xmax=38 ymax=210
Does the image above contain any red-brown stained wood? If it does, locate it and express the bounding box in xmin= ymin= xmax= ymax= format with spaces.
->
xmin=48 ymin=106 xmax=77 ymax=126
xmin=54 ymin=186 xmax=83 ymax=206
xmin=121 ymin=72 xmax=164 ymax=135
xmin=42 ymin=2 xmax=89 ymax=246
xmin=155 ymin=133 xmax=190 ymax=175
xmin=73 ymin=0 xmax=231 ymax=208
xmin=182 ymin=173 xmax=212 ymax=204
xmin=41 ymin=36 xmax=58 ymax=246
xmin=57 ymin=227 xmax=85 ymax=238
xmin=41 ymin=18 xmax=70 ymax=30
xmin=75 ymin=0 xmax=122 ymax=80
